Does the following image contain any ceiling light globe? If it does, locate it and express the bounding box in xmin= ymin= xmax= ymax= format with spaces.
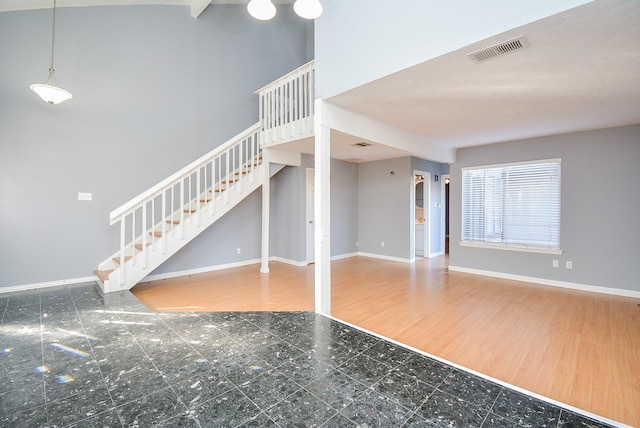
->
xmin=247 ymin=0 xmax=276 ymax=20
xmin=30 ymin=83 xmax=73 ymax=105
xmin=293 ymin=0 xmax=323 ymax=19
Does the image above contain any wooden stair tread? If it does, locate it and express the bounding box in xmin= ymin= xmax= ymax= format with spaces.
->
xmin=166 ymin=219 xmax=180 ymax=225
xmin=134 ymin=243 xmax=152 ymax=251
xmin=94 ymin=269 xmax=114 ymax=282
xmin=112 ymin=256 xmax=132 ymax=264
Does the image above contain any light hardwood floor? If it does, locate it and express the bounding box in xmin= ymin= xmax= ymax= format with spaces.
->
xmin=132 ymin=256 xmax=640 ymax=427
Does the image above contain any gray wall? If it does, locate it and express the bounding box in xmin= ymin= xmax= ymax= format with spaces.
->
xmin=271 ymin=162 xmax=306 ymax=262
xmin=330 ymin=159 xmax=359 ymax=257
xmin=358 ymin=157 xmax=412 ymax=259
xmin=449 ymin=125 xmax=640 ymax=292
xmin=0 ymin=5 xmax=311 ymax=288
xmin=270 ymin=154 xmax=359 ymax=263
xmin=356 ymin=156 xmax=447 ymax=260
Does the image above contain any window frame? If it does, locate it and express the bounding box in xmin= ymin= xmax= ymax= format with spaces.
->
xmin=460 ymin=158 xmax=562 ymax=255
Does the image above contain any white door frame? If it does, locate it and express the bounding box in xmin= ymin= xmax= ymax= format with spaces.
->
xmin=306 ymin=168 xmax=315 ymax=264
xmin=413 ymin=170 xmax=430 ymax=259
xmin=441 ymin=174 xmax=450 ymax=257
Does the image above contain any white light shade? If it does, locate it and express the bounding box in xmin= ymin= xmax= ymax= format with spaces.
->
xmin=30 ymin=83 xmax=73 ymax=105
xmin=247 ymin=0 xmax=276 ymax=20
xmin=293 ymin=0 xmax=322 ymax=19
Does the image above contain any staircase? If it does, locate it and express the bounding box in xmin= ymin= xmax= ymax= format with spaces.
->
xmin=95 ymin=61 xmax=315 ymax=293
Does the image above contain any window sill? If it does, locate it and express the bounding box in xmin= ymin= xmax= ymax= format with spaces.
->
xmin=459 ymin=241 xmax=563 ymax=255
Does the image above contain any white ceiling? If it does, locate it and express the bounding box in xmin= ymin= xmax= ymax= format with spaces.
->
xmin=3 ymin=0 xmax=639 ymax=163
xmin=327 ymin=0 xmax=640 ymax=153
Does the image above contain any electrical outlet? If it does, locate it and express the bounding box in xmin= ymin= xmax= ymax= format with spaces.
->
xmin=236 ymin=248 xmax=241 ymax=255
xmin=552 ymin=260 xmax=559 ymax=268
xmin=78 ymin=192 xmax=92 ymax=201
xmin=381 ymin=241 xmax=385 ymax=247
xmin=566 ymin=261 xmax=573 ymax=269
xmin=356 ymin=241 xmax=359 ymax=247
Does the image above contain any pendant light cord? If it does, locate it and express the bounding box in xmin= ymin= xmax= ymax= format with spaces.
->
xmin=49 ymin=0 xmax=57 ymax=73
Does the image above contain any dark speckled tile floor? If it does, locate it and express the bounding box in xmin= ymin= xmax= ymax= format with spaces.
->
xmin=0 ymin=283 xmax=619 ymax=427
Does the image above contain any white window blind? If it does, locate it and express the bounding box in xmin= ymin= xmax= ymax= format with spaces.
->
xmin=462 ymin=159 xmax=561 ymax=252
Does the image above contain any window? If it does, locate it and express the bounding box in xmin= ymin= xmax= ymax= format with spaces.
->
xmin=461 ymin=159 xmax=561 ymax=253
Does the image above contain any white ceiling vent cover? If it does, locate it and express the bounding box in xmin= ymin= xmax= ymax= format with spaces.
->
xmin=468 ymin=35 xmax=530 ymax=63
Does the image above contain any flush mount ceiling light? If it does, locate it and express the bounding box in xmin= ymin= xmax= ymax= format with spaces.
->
xmin=293 ymin=0 xmax=323 ymax=19
xmin=247 ymin=0 xmax=276 ymax=20
xmin=30 ymin=0 xmax=72 ymax=104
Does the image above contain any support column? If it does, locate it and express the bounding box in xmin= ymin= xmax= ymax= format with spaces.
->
xmin=314 ymin=99 xmax=331 ymax=315
xmin=260 ymin=161 xmax=270 ymax=273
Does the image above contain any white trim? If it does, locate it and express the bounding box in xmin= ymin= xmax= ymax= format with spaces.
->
xmin=357 ymin=251 xmax=412 ymax=264
xmin=413 ymin=170 xmax=430 ymax=260
xmin=429 ymin=250 xmax=445 ymax=258
xmin=461 ymin=157 xmax=562 ymax=172
xmin=270 ymin=256 xmax=308 ymax=267
xmin=141 ymin=259 xmax=261 ymax=283
xmin=306 ymin=167 xmax=315 ymax=264
xmin=0 ymin=276 xmax=98 ymax=294
xmin=460 ymin=241 xmax=563 ymax=255
xmin=325 ymin=314 xmax=630 ymax=428
xmin=441 ymin=173 xmax=449 ymax=258
xmin=331 ymin=252 xmax=359 ymax=261
xmin=448 ymin=265 xmax=640 ymax=299
xmin=108 ymin=254 xmax=362 ymax=286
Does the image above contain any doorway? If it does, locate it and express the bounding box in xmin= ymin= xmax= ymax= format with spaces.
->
xmin=413 ymin=171 xmax=430 ymax=258
xmin=442 ymin=174 xmax=450 ymax=255
xmin=306 ymin=168 xmax=315 ymax=263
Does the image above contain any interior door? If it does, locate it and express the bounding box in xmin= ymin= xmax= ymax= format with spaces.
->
xmin=306 ymin=168 xmax=315 ymax=263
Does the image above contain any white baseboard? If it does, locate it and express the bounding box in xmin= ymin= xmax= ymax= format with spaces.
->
xmin=270 ymin=256 xmax=308 ymax=267
xmin=271 ymin=253 xmax=360 ymax=265
xmin=357 ymin=252 xmax=412 ymax=264
xmin=141 ymin=259 xmax=262 ymax=283
xmin=0 ymin=276 xmax=98 ymax=294
xmin=331 ymin=252 xmax=359 ymax=261
xmin=448 ymin=265 xmax=640 ymax=299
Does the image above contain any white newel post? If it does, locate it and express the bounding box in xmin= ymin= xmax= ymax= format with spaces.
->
xmin=260 ymin=160 xmax=270 ymax=274
xmin=314 ymin=99 xmax=331 ymax=315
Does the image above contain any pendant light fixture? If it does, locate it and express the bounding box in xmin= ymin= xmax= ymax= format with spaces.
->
xmin=247 ymin=0 xmax=276 ymax=20
xmin=30 ymin=0 xmax=73 ymax=105
xmin=247 ymin=0 xmax=322 ymax=21
xmin=293 ymin=0 xmax=323 ymax=19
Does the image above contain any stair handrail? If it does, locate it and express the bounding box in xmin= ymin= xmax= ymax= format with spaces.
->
xmin=255 ymin=60 xmax=315 ymax=94
xmin=110 ymin=122 xmax=260 ymax=225
xmin=256 ymin=61 xmax=315 ymax=143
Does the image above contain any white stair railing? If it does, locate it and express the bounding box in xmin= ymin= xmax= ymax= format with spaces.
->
xmin=97 ymin=62 xmax=317 ymax=292
xmin=257 ymin=60 xmax=315 ymax=144
xmin=101 ymin=124 xmax=261 ymax=289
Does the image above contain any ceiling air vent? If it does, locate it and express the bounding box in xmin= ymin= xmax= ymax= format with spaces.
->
xmin=352 ymin=142 xmax=372 ymax=147
xmin=468 ymin=35 xmax=530 ymax=63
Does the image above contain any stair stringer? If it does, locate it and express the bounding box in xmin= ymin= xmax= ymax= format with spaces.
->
xmin=99 ymin=165 xmax=265 ymax=293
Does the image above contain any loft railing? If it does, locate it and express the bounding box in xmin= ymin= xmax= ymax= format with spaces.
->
xmin=106 ymin=124 xmax=261 ymax=286
xmin=257 ymin=60 xmax=315 ymax=144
